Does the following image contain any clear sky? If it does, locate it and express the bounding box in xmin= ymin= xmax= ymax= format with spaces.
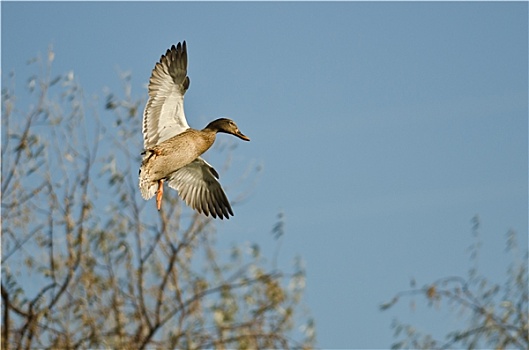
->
xmin=2 ymin=2 xmax=527 ymax=348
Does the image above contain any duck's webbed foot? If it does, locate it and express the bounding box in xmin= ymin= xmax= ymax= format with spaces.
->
xmin=156 ymin=179 xmax=164 ymax=211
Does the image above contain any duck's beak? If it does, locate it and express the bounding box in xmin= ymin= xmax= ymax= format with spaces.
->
xmin=235 ymin=130 xmax=250 ymax=141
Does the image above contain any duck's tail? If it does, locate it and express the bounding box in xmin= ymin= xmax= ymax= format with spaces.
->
xmin=139 ymin=173 xmax=157 ymax=200
xmin=139 ymin=151 xmax=158 ymax=200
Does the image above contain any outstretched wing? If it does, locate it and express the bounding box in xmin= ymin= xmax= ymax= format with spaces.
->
xmin=167 ymin=157 xmax=234 ymax=219
xmin=143 ymin=41 xmax=190 ymax=149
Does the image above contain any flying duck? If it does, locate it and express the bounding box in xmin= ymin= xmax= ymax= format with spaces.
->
xmin=139 ymin=41 xmax=249 ymax=219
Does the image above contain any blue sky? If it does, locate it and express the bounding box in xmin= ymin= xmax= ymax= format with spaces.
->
xmin=2 ymin=2 xmax=527 ymax=348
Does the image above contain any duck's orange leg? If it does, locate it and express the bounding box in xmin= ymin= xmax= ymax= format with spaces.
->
xmin=156 ymin=179 xmax=164 ymax=211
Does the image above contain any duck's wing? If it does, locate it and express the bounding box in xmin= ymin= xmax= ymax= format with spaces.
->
xmin=143 ymin=41 xmax=191 ymax=149
xmin=167 ymin=157 xmax=234 ymax=219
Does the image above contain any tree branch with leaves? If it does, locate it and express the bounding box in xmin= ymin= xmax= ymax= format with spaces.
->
xmin=1 ymin=48 xmax=316 ymax=350
xmin=381 ymin=216 xmax=527 ymax=350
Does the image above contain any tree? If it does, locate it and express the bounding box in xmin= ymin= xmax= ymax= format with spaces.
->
xmin=381 ymin=216 xmax=528 ymax=349
xmin=1 ymin=48 xmax=316 ymax=349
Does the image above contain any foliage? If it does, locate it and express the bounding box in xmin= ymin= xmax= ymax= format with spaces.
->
xmin=1 ymin=48 xmax=316 ymax=349
xmin=381 ymin=216 xmax=528 ymax=349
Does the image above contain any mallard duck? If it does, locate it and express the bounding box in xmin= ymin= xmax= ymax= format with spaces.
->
xmin=139 ymin=41 xmax=250 ymax=219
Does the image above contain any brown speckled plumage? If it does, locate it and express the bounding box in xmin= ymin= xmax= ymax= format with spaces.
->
xmin=139 ymin=42 xmax=249 ymax=219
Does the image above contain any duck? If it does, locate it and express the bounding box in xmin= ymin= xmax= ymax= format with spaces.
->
xmin=139 ymin=41 xmax=250 ymax=219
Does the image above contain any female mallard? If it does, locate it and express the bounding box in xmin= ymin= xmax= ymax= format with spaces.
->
xmin=139 ymin=41 xmax=249 ymax=219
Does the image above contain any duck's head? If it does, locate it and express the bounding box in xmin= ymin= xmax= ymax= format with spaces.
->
xmin=206 ymin=118 xmax=250 ymax=141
